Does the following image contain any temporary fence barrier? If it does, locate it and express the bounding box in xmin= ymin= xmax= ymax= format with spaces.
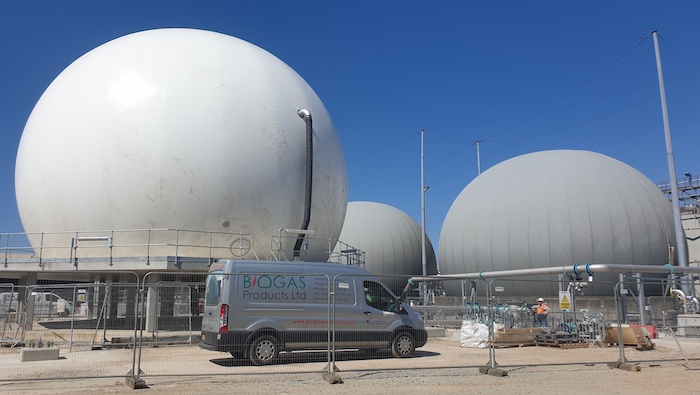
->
xmin=0 ymin=270 xmax=699 ymax=386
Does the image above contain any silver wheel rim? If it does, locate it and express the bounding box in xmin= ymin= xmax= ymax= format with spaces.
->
xmin=397 ymin=336 xmax=412 ymax=355
xmin=256 ymin=339 xmax=275 ymax=361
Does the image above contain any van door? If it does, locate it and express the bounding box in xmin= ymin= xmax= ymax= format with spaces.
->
xmin=323 ymin=275 xmax=362 ymax=348
xmin=320 ymin=278 xmax=399 ymax=348
xmin=201 ymin=269 xmax=225 ymax=335
xmin=357 ymin=280 xmax=401 ymax=344
xmin=288 ymin=274 xmax=355 ymax=349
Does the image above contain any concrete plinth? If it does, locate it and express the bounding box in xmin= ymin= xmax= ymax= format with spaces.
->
xmin=607 ymin=362 xmax=641 ymax=371
xmin=125 ymin=376 xmax=147 ymax=389
xmin=20 ymin=348 xmax=60 ymax=362
xmin=322 ymin=372 xmax=343 ymax=384
xmin=426 ymin=326 xmax=447 ymax=337
xmin=479 ymin=366 xmax=508 ymax=376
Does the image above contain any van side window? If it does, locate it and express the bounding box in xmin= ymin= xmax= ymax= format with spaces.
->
xmin=363 ymin=281 xmax=395 ymax=312
xmin=205 ymin=272 xmax=223 ymax=306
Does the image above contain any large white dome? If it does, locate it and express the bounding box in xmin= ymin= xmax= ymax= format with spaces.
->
xmin=336 ymin=201 xmax=437 ymax=290
xmin=15 ymin=28 xmax=347 ymax=261
xmin=438 ymin=150 xmax=681 ymax=296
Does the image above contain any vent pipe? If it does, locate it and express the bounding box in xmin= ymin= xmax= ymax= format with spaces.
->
xmin=293 ymin=109 xmax=313 ymax=258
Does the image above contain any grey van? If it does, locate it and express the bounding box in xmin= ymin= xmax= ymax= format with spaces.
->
xmin=199 ymin=260 xmax=428 ymax=365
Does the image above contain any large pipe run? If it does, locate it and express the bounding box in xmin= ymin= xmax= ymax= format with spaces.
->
xmin=293 ymin=109 xmax=313 ymax=258
xmin=409 ymin=263 xmax=700 ymax=282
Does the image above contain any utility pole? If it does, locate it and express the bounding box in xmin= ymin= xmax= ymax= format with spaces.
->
xmin=653 ymin=31 xmax=691 ymax=294
xmin=420 ymin=130 xmax=428 ymax=305
xmin=476 ymin=141 xmax=482 ymax=175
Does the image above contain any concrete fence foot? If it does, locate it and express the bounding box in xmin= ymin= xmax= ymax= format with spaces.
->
xmin=607 ymin=362 xmax=641 ymax=371
xmin=322 ymin=372 xmax=343 ymax=384
xmin=125 ymin=377 xmax=147 ymax=389
xmin=479 ymin=366 xmax=508 ymax=377
xmin=20 ymin=348 xmax=59 ymax=362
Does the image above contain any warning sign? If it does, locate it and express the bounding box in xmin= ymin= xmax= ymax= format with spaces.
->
xmin=559 ymin=291 xmax=571 ymax=310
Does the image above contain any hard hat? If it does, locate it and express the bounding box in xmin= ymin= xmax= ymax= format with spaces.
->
xmin=537 ymin=298 xmax=544 ymax=302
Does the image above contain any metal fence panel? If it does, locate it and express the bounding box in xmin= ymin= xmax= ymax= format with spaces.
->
xmin=2 ymin=270 xmax=699 ymax=384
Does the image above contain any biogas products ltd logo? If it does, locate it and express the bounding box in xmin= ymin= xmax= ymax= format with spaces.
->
xmin=242 ymin=275 xmax=307 ymax=301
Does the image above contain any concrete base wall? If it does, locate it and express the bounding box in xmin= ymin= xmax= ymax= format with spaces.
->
xmin=20 ymin=348 xmax=60 ymax=362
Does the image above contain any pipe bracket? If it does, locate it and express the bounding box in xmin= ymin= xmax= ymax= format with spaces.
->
xmin=664 ymin=263 xmax=674 ymax=274
xmin=573 ymin=263 xmax=580 ymax=276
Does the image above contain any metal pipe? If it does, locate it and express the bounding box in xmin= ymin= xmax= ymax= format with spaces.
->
xmin=691 ymin=296 xmax=700 ymax=313
xmin=293 ymin=109 xmax=313 ymax=258
xmin=635 ymin=273 xmax=647 ymax=325
xmin=409 ymin=263 xmax=700 ymax=282
xmin=486 ymin=279 xmax=497 ymax=369
xmin=671 ymin=288 xmax=689 ymax=314
xmin=619 ymin=274 xmax=628 ymax=325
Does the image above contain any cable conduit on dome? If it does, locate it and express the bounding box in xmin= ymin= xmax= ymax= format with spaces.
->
xmin=293 ymin=109 xmax=313 ymax=258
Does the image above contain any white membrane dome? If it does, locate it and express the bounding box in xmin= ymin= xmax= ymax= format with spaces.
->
xmin=336 ymin=201 xmax=437 ymax=290
xmin=16 ymin=28 xmax=347 ymax=261
xmin=438 ymin=150 xmax=681 ymax=297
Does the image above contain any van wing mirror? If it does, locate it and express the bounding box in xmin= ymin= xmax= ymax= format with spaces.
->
xmin=398 ymin=279 xmax=416 ymax=305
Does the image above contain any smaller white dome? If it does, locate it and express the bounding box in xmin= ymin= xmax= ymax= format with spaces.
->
xmin=336 ymin=201 xmax=437 ymax=281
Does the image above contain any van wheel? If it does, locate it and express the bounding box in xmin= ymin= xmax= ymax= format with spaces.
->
xmin=391 ymin=332 xmax=415 ymax=358
xmin=250 ymin=335 xmax=278 ymax=365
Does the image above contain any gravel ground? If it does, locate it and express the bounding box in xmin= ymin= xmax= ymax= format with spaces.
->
xmin=1 ymin=331 xmax=699 ymax=394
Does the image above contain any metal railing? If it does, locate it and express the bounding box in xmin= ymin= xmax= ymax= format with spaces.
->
xmin=1 ymin=228 xmax=365 ymax=267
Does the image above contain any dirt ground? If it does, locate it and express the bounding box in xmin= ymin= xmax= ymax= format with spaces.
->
xmin=1 ymin=331 xmax=699 ymax=395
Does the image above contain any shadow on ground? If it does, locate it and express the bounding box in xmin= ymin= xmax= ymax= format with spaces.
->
xmin=210 ymin=349 xmax=440 ymax=367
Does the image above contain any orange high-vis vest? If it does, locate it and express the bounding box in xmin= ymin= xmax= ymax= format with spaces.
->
xmin=536 ymin=303 xmax=548 ymax=314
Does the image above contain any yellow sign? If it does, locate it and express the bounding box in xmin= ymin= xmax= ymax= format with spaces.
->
xmin=559 ymin=291 xmax=571 ymax=310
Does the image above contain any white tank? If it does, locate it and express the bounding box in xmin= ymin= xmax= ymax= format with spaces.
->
xmin=335 ymin=201 xmax=437 ymax=289
xmin=438 ymin=150 xmax=681 ymax=297
xmin=15 ymin=28 xmax=348 ymax=261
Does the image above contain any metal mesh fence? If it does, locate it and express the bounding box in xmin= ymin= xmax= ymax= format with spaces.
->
xmin=1 ymin=270 xmax=699 ymax=383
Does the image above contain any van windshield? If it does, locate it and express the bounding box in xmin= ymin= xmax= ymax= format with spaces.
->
xmin=205 ymin=271 xmax=224 ymax=306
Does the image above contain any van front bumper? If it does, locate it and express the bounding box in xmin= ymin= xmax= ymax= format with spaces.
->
xmin=414 ymin=329 xmax=428 ymax=348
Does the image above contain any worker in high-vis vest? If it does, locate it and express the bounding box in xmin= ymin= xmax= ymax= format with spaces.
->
xmin=533 ymin=297 xmax=549 ymax=327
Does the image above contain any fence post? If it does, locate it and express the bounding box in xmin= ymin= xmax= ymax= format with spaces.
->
xmin=323 ymin=273 xmax=341 ymax=383
xmin=614 ymin=278 xmax=628 ymax=363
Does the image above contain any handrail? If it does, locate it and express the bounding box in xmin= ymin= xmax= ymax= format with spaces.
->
xmin=1 ymin=228 xmax=364 ymax=267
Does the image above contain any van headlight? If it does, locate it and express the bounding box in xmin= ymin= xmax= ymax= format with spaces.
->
xmin=413 ymin=310 xmax=424 ymax=321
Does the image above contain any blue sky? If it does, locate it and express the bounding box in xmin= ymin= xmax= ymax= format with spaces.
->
xmin=1 ymin=1 xmax=699 ymax=248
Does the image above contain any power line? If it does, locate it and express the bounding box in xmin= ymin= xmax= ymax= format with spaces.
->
xmin=348 ymin=131 xmax=420 ymax=187
xmin=481 ymin=35 xmax=649 ymax=142
xmin=425 ymin=34 xmax=650 ymax=131
xmin=487 ymin=69 xmax=700 ymax=143
xmin=347 ymin=33 xmax=698 ymax=191
xmin=659 ymin=33 xmax=700 ymax=64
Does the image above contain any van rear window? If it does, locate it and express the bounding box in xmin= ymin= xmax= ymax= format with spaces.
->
xmin=205 ymin=271 xmax=223 ymax=306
